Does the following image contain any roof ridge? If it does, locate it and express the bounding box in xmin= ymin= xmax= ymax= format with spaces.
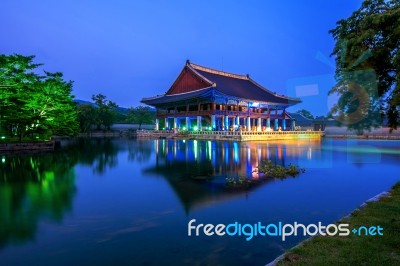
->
xmin=247 ymin=77 xmax=301 ymax=102
xmin=165 ymin=63 xmax=213 ymax=95
xmin=185 ymin=63 xmax=215 ymax=86
xmin=188 ymin=61 xmax=248 ymax=80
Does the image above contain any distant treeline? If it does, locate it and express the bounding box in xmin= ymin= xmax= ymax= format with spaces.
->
xmin=77 ymin=95 xmax=155 ymax=132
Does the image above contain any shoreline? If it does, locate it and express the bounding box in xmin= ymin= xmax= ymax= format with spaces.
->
xmin=325 ymin=135 xmax=400 ymax=140
xmin=266 ymin=183 xmax=400 ymax=265
xmin=2 ymin=133 xmax=400 ymax=149
xmin=0 ymin=140 xmax=55 ymax=152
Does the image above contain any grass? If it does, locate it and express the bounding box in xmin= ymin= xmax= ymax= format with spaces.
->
xmin=277 ymin=182 xmax=400 ymax=265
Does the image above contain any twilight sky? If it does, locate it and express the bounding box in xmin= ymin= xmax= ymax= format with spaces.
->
xmin=1 ymin=0 xmax=363 ymax=115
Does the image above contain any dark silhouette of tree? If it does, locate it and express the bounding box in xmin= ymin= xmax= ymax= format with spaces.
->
xmin=128 ymin=140 xmax=152 ymax=162
xmin=126 ymin=106 xmax=155 ymax=129
xmin=77 ymin=104 xmax=97 ymax=132
xmin=91 ymin=94 xmax=118 ymax=130
xmin=329 ymin=0 xmax=400 ymax=132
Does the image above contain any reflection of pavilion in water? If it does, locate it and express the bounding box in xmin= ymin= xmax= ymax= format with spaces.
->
xmin=146 ymin=139 xmax=321 ymax=212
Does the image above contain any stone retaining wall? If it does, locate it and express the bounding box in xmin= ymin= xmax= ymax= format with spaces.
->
xmin=0 ymin=141 xmax=55 ymax=152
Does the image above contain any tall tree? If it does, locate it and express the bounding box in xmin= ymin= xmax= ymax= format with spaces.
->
xmin=329 ymin=0 xmax=400 ymax=133
xmin=77 ymin=104 xmax=97 ymax=132
xmin=126 ymin=106 xmax=155 ymax=129
xmin=91 ymin=94 xmax=118 ymax=130
xmin=0 ymin=54 xmax=78 ymax=141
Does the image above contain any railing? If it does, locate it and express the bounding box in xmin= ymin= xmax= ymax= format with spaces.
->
xmin=157 ymin=110 xmax=214 ymax=117
xmin=156 ymin=110 xmax=282 ymax=118
xmin=137 ymin=129 xmax=323 ymax=136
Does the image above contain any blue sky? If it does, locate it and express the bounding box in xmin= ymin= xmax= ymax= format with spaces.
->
xmin=1 ymin=0 xmax=363 ymax=115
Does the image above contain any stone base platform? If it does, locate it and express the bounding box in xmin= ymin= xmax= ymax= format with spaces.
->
xmin=136 ymin=130 xmax=323 ymax=141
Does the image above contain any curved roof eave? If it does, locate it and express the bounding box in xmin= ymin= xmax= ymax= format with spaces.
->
xmin=247 ymin=77 xmax=301 ymax=103
xmin=141 ymin=87 xmax=214 ymax=106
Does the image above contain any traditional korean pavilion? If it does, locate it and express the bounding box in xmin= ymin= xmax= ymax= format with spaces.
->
xmin=141 ymin=60 xmax=301 ymax=131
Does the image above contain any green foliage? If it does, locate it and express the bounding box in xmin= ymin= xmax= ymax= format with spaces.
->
xmin=0 ymin=138 xmax=121 ymax=248
xmin=0 ymin=155 xmax=76 ymax=247
xmin=225 ymin=160 xmax=305 ymax=189
xmin=91 ymin=94 xmax=118 ymax=130
xmin=76 ymin=95 xmax=122 ymax=132
xmin=0 ymin=54 xmax=79 ymax=141
xmin=296 ymin=109 xmax=314 ymax=120
xmin=329 ymin=0 xmax=400 ymax=132
xmin=225 ymin=176 xmax=256 ymax=188
xmin=114 ymin=112 xmax=127 ymax=124
xmin=257 ymin=160 xmax=305 ymax=178
xmin=126 ymin=106 xmax=155 ymax=129
xmin=77 ymin=104 xmax=97 ymax=132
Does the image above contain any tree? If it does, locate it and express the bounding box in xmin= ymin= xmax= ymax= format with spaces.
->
xmin=33 ymin=72 xmax=79 ymax=136
xmin=0 ymin=54 xmax=79 ymax=141
xmin=329 ymin=0 xmax=400 ymax=133
xmin=296 ymin=109 xmax=314 ymax=120
xmin=91 ymin=94 xmax=118 ymax=130
xmin=126 ymin=106 xmax=155 ymax=129
xmin=77 ymin=104 xmax=97 ymax=132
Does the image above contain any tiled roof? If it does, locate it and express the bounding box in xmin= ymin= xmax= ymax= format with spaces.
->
xmin=188 ymin=62 xmax=300 ymax=105
xmin=141 ymin=61 xmax=301 ymax=107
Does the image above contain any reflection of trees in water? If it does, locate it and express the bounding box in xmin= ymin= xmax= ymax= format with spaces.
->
xmin=0 ymin=138 xmax=133 ymax=249
xmin=0 ymin=152 xmax=77 ymax=249
xmin=67 ymin=138 xmax=120 ymax=174
xmin=127 ymin=139 xmax=152 ymax=162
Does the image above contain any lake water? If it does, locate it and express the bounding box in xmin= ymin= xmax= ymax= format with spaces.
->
xmin=0 ymin=138 xmax=399 ymax=265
